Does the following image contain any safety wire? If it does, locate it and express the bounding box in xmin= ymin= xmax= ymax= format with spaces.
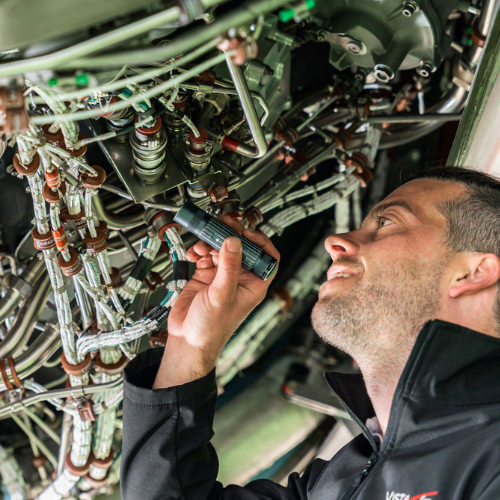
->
xmin=76 ymin=227 xmax=188 ymax=354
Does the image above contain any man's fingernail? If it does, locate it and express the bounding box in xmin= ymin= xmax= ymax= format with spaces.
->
xmin=227 ymin=237 xmax=241 ymax=253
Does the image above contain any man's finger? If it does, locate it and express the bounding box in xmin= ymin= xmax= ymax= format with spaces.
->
xmin=218 ymin=215 xmax=279 ymax=261
xmin=187 ymin=240 xmax=215 ymax=260
xmin=211 ymin=237 xmax=242 ymax=303
xmin=196 ymin=255 xmax=215 ymax=269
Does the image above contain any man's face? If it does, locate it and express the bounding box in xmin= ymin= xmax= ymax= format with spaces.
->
xmin=311 ymin=178 xmax=466 ymax=364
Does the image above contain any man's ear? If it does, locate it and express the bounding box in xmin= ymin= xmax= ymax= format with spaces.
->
xmin=449 ymin=253 xmax=500 ymax=298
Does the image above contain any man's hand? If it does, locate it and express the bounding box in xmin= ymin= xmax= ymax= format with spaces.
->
xmin=153 ymin=215 xmax=280 ymax=389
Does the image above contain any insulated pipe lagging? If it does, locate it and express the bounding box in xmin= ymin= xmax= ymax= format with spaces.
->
xmin=220 ymin=53 xmax=268 ymax=158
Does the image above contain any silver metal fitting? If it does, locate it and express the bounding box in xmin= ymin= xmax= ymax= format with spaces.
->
xmin=10 ymin=276 xmax=32 ymax=298
xmin=346 ymin=40 xmax=363 ymax=55
xmin=129 ymin=121 xmax=168 ymax=184
xmin=402 ymin=0 xmax=419 ymax=17
xmin=374 ymin=64 xmax=395 ymax=83
xmin=184 ymin=130 xmax=213 ymax=174
xmin=417 ymin=60 xmax=436 ymax=78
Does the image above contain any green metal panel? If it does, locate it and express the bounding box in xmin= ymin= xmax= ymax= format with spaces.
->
xmin=448 ymin=4 xmax=500 ymax=166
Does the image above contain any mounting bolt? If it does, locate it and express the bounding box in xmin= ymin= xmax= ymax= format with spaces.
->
xmin=374 ymin=64 xmax=394 ymax=83
xmin=346 ymin=41 xmax=363 ymax=55
xmin=417 ymin=60 xmax=436 ymax=78
xmin=402 ymin=0 xmax=419 ymax=17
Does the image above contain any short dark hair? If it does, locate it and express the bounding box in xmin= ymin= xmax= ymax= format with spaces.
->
xmin=404 ymin=165 xmax=500 ymax=325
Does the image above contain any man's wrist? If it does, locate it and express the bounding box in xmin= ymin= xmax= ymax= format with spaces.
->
xmin=153 ymin=336 xmax=217 ymax=389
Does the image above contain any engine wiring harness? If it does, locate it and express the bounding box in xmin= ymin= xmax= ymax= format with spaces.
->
xmin=0 ymin=0 xmax=492 ymax=496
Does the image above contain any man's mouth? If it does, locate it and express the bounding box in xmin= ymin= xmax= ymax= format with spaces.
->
xmin=326 ymin=267 xmax=358 ymax=281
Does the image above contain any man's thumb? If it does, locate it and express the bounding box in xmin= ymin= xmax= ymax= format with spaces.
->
xmin=212 ymin=237 xmax=242 ymax=300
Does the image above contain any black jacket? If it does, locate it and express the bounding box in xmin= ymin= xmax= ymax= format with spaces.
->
xmin=121 ymin=320 xmax=500 ymax=499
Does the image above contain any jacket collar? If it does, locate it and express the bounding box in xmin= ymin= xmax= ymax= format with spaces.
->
xmin=324 ymin=320 xmax=500 ymax=449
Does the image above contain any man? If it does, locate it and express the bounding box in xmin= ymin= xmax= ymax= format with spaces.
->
xmin=121 ymin=166 xmax=500 ymax=499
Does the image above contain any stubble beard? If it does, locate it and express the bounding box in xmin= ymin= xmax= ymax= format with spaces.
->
xmin=311 ymin=256 xmax=445 ymax=367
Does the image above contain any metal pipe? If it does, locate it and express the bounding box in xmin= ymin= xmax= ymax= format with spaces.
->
xmin=366 ymin=113 xmax=462 ymax=123
xmin=223 ymin=53 xmax=268 ymax=158
xmin=213 ymin=87 xmax=270 ymax=125
xmin=0 ymin=378 xmax=123 ymax=417
xmin=73 ymin=277 xmax=94 ymax=330
xmin=57 ymin=413 xmax=72 ymax=477
xmin=0 ymin=324 xmax=61 ymax=392
xmin=117 ymin=231 xmax=139 ymax=261
xmin=463 ymin=0 xmax=497 ymax=70
xmin=9 ymin=413 xmax=58 ymax=468
xmin=93 ymin=194 xmax=144 ymax=230
xmin=98 ymin=185 xmax=181 ymax=213
xmin=0 ymin=6 xmax=183 ymax=77
xmin=0 ymin=273 xmax=51 ymax=358
xmin=0 ymin=257 xmax=45 ymax=323
xmin=24 ymin=407 xmax=61 ymax=445
xmin=478 ymin=0 xmax=498 ymax=35
xmin=60 ymin=0 xmax=291 ymax=69
xmin=376 ymin=85 xmax=468 ymax=149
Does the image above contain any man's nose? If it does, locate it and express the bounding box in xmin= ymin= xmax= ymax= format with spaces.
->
xmin=324 ymin=232 xmax=360 ymax=260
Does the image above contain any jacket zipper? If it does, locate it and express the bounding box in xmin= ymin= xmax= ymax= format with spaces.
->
xmin=325 ymin=385 xmax=380 ymax=500
xmin=339 ymin=452 xmax=378 ymax=500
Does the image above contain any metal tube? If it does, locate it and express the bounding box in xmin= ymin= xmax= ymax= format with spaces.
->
xmin=0 ymin=378 xmax=123 ymax=417
xmin=0 ymin=273 xmax=51 ymax=358
xmin=73 ymin=277 xmax=94 ymax=330
xmin=60 ymin=0 xmax=291 ymax=69
xmin=0 ymin=258 xmax=45 ymax=323
xmin=224 ymin=53 xmax=268 ymax=158
xmin=478 ymin=0 xmax=498 ymax=37
xmin=213 ymin=87 xmax=270 ymax=125
xmin=117 ymin=231 xmax=139 ymax=261
xmin=100 ymin=184 xmax=181 ymax=212
xmin=0 ymin=324 xmax=61 ymax=392
xmin=367 ymin=113 xmax=462 ymax=123
xmin=377 ymin=85 xmax=468 ymax=149
xmin=10 ymin=413 xmax=58 ymax=468
xmin=92 ymin=195 xmax=144 ymax=230
xmin=24 ymin=407 xmax=61 ymax=445
xmin=56 ymin=413 xmax=72 ymax=477
xmin=0 ymin=6 xmax=183 ymax=77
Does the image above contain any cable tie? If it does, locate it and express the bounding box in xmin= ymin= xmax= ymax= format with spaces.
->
xmin=265 ymin=222 xmax=284 ymax=237
xmin=0 ymin=358 xmax=14 ymax=391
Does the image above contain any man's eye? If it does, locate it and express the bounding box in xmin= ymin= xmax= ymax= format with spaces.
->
xmin=376 ymin=216 xmax=391 ymax=228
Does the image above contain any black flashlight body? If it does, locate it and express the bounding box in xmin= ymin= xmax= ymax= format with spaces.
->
xmin=174 ymin=201 xmax=278 ymax=280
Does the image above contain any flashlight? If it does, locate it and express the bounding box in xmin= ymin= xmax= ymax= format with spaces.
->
xmin=174 ymin=201 xmax=278 ymax=280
